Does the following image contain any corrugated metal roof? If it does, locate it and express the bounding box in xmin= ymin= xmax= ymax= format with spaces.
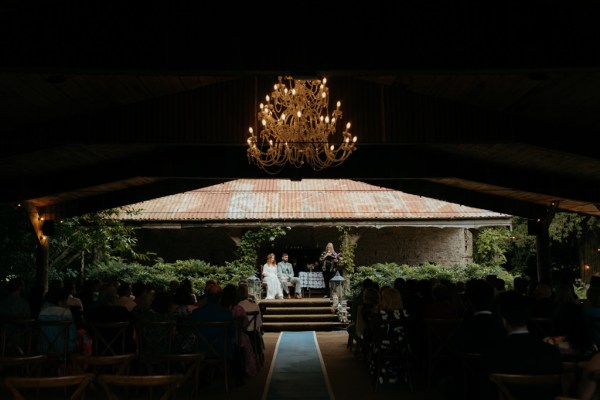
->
xmin=118 ymin=179 xmax=510 ymax=222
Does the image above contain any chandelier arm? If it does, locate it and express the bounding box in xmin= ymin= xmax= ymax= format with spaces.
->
xmin=247 ymin=76 xmax=357 ymax=173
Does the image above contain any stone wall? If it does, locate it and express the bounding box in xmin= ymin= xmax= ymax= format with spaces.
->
xmin=134 ymin=225 xmax=473 ymax=268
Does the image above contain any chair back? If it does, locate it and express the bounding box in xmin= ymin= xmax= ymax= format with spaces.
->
xmin=456 ymin=351 xmax=483 ymax=400
xmin=4 ymin=373 xmax=94 ymax=400
xmin=0 ymin=354 xmax=47 ymax=377
xmin=246 ymin=310 xmax=264 ymax=369
xmin=97 ymin=373 xmax=183 ymax=400
xmin=88 ymin=321 xmax=133 ymax=356
xmin=423 ymin=317 xmax=463 ymax=387
xmin=187 ymin=319 xmax=233 ymax=394
xmin=0 ymin=318 xmax=36 ymax=357
xmin=36 ymin=319 xmax=73 ymax=372
xmin=489 ymin=373 xmax=564 ymax=400
xmin=70 ymin=352 xmax=137 ymax=376
xmin=137 ymin=320 xmax=176 ymax=355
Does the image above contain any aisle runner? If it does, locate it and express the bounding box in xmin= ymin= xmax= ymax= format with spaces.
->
xmin=262 ymin=331 xmax=334 ymax=400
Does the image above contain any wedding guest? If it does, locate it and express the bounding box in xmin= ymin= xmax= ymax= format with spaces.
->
xmin=116 ymin=282 xmax=137 ymax=312
xmin=0 ymin=277 xmax=31 ymax=319
xmin=221 ymin=283 xmax=257 ymax=379
xmin=190 ymin=284 xmax=237 ymax=378
xmin=86 ymin=282 xmax=136 ymax=354
xmin=367 ymin=286 xmax=411 ymax=385
xmin=37 ymin=286 xmax=78 ymax=354
xmin=482 ymin=290 xmax=562 ymax=399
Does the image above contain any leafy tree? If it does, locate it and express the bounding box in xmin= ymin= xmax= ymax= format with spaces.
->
xmin=48 ymin=207 xmax=153 ymax=284
xmin=0 ymin=205 xmax=37 ymax=285
xmin=337 ymin=226 xmax=357 ymax=274
xmin=473 ymin=227 xmax=513 ymax=268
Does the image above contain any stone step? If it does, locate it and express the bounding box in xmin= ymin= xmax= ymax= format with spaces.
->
xmin=262 ymin=321 xmax=348 ymax=332
xmin=258 ymin=296 xmax=349 ymax=332
xmin=263 ymin=307 xmax=334 ymax=315
xmin=264 ymin=314 xmax=339 ymax=323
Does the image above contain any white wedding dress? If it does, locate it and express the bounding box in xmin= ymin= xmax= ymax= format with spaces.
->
xmin=262 ymin=263 xmax=283 ymax=300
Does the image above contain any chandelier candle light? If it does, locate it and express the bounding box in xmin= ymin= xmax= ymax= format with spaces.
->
xmin=247 ymin=76 xmax=358 ymax=174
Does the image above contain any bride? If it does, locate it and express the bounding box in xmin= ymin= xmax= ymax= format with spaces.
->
xmin=262 ymin=253 xmax=283 ymax=300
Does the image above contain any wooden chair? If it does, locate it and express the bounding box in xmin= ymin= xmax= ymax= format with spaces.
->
xmin=97 ymin=373 xmax=183 ymax=400
xmin=489 ymin=373 xmax=565 ymax=400
xmin=3 ymin=373 xmax=94 ymax=400
xmin=187 ymin=319 xmax=233 ymax=395
xmin=0 ymin=319 xmax=37 ymax=357
xmin=0 ymin=354 xmax=47 ymax=378
xmin=456 ymin=351 xmax=483 ymax=400
xmin=70 ymin=353 xmax=138 ymax=398
xmin=35 ymin=319 xmax=74 ymax=374
xmin=146 ymin=352 xmax=205 ymax=398
xmin=135 ymin=320 xmax=176 ymax=373
xmin=70 ymin=352 xmax=137 ymax=375
xmin=246 ymin=310 xmax=264 ymax=370
xmin=423 ymin=317 xmax=463 ymax=387
xmin=88 ymin=321 xmax=134 ymax=356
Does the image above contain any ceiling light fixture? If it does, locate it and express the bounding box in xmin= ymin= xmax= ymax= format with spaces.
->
xmin=247 ymin=76 xmax=357 ymax=174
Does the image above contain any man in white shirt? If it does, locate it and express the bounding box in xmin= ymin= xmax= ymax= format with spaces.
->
xmin=277 ymin=253 xmax=302 ymax=299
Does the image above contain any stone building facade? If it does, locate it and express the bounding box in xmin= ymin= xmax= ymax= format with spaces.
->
xmin=120 ymin=179 xmax=511 ymax=270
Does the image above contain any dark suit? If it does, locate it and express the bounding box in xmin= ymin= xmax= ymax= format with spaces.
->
xmin=456 ymin=311 xmax=505 ymax=354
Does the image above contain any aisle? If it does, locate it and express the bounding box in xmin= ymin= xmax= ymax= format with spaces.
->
xmin=200 ymin=331 xmax=440 ymax=400
xmin=262 ymin=331 xmax=332 ymax=400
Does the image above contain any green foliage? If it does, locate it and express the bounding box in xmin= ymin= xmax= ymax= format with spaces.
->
xmin=0 ymin=206 xmax=37 ymax=284
xmin=336 ymin=226 xmax=357 ymax=274
xmin=233 ymin=226 xmax=287 ymax=270
xmin=346 ymin=261 xmax=515 ymax=299
xmin=85 ymin=258 xmax=256 ymax=296
xmin=504 ymin=217 xmax=536 ymax=275
xmin=473 ymin=227 xmax=513 ymax=268
xmin=49 ymin=207 xmax=155 ymax=281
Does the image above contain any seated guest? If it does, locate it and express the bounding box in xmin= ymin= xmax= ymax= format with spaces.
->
xmin=85 ymin=282 xmax=136 ymax=355
xmin=116 ymin=282 xmax=137 ymax=312
xmin=37 ymin=286 xmax=78 ymax=354
xmin=190 ymin=283 xmax=235 ymax=358
xmin=456 ymin=278 xmax=505 ymax=354
xmin=452 ymin=279 xmax=505 ymax=400
xmin=543 ymin=301 xmax=597 ymax=357
xmin=221 ymin=283 xmax=257 ymax=380
xmin=367 ymin=286 xmax=411 ymax=385
xmin=481 ymin=290 xmax=562 ymax=400
xmin=0 ymin=277 xmax=31 ymax=319
xmin=277 ymin=253 xmax=302 ymax=299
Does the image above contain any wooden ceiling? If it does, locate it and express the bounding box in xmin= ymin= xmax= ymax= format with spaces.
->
xmin=1 ymin=2 xmax=599 ymax=223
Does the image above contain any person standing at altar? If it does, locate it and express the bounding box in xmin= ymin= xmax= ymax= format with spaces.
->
xmin=320 ymin=242 xmax=341 ymax=297
xmin=262 ymin=253 xmax=284 ymax=300
xmin=277 ymin=253 xmax=303 ymax=299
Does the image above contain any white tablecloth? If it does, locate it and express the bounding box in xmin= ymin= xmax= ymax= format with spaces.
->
xmin=299 ymin=271 xmax=325 ymax=289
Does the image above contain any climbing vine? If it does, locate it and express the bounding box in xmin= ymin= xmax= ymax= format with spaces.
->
xmin=337 ymin=226 xmax=357 ymax=274
xmin=231 ymin=226 xmax=287 ymax=271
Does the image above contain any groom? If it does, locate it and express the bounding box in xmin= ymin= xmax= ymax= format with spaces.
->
xmin=277 ymin=253 xmax=302 ymax=299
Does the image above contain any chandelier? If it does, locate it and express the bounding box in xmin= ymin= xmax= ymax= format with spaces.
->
xmin=247 ymin=76 xmax=357 ymax=174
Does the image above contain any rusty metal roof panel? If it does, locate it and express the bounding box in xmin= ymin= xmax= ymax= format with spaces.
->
xmin=119 ymin=179 xmax=509 ymax=222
